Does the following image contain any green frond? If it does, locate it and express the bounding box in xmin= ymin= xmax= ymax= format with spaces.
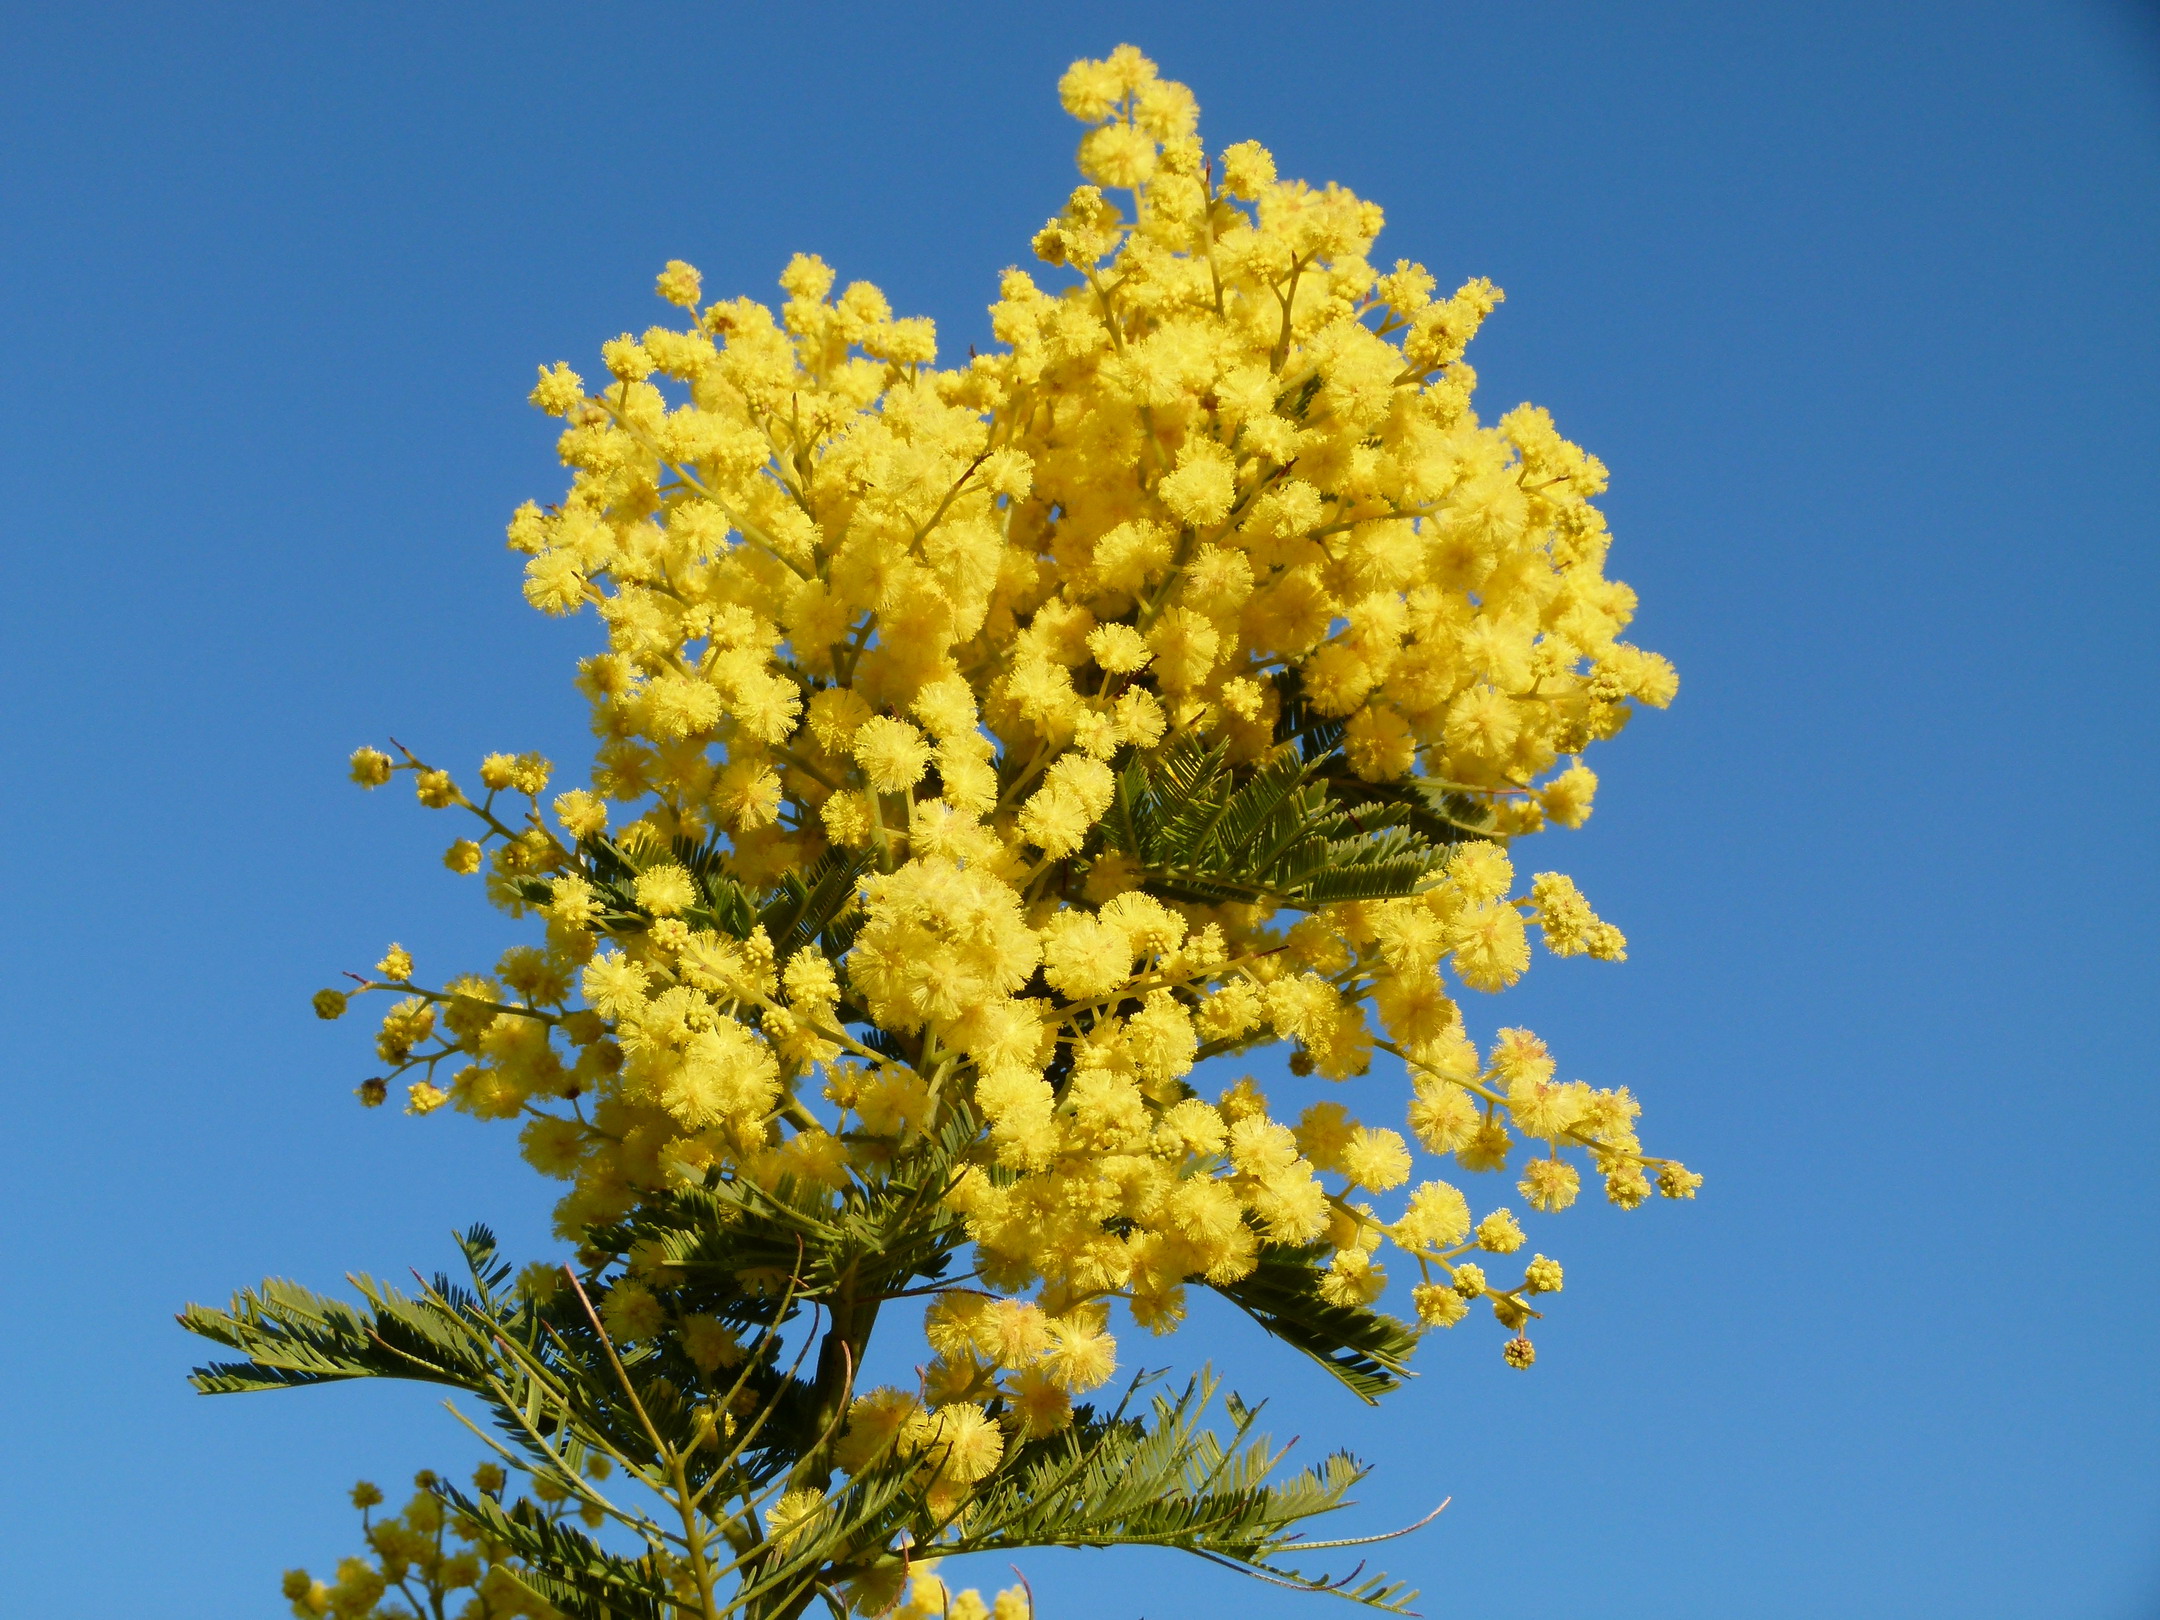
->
xmin=1100 ymin=737 xmax=1445 ymax=909
xmin=950 ymin=1370 xmax=1419 ymax=1613
xmin=1213 ymin=1245 xmax=1421 ymax=1404
xmin=1322 ymin=773 xmax=1502 ymax=848
xmin=179 ymin=1273 xmax=483 ymax=1395
xmin=592 ymin=1109 xmax=976 ymax=1326
xmin=757 ymin=844 xmax=872 ymax=961
xmin=1270 ymin=669 xmax=1350 ymax=763
xmin=442 ymin=1489 xmax=676 ymax=1620
xmin=180 ymin=1232 xmax=804 ymax=1486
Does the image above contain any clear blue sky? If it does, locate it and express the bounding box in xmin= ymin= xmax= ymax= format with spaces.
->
xmin=3 ymin=3 xmax=2155 ymax=1615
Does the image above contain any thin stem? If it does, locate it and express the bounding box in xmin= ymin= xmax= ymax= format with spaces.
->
xmin=673 ymin=1447 xmax=723 ymax=1620
xmin=561 ymin=1267 xmax=671 ymax=1463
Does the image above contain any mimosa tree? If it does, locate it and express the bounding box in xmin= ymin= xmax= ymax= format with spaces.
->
xmin=186 ymin=45 xmax=1695 ymax=1620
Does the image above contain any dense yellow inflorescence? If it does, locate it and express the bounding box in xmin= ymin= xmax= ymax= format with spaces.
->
xmin=282 ymin=1469 xmax=568 ymax=1620
xmin=322 ymin=44 xmax=1694 ymax=1466
xmin=281 ymin=1466 xmax=1020 ymax=1620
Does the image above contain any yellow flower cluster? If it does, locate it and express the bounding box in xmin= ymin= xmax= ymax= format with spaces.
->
xmin=325 ymin=44 xmax=1694 ymax=1434
xmin=889 ymin=1565 xmax=1030 ymax=1620
xmin=282 ymin=1469 xmax=564 ymax=1620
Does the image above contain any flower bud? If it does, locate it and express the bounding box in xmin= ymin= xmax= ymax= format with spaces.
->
xmin=1657 ymin=1162 xmax=1704 ymax=1199
xmin=415 ymin=769 xmax=459 ymax=809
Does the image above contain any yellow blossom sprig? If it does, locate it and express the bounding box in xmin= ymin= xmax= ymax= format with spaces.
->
xmin=315 ymin=30 xmax=1689 ymax=1462
xmin=280 ymin=1467 xmax=573 ymax=1620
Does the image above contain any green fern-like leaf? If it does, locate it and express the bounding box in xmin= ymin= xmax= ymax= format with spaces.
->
xmin=950 ymin=1369 xmax=1421 ymax=1612
xmin=441 ymin=1490 xmax=676 ymax=1620
xmin=1101 ymin=738 xmax=1445 ymax=908
xmin=1213 ymin=1244 xmax=1421 ymax=1404
xmin=756 ymin=843 xmax=872 ymax=961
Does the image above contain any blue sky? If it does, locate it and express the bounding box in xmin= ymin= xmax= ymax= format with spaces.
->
xmin=2 ymin=3 xmax=2156 ymax=1616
